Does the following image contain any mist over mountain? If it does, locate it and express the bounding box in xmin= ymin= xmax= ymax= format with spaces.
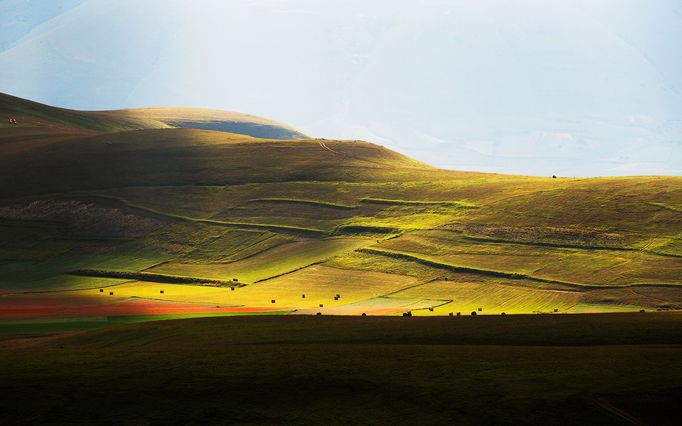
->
xmin=0 ymin=0 xmax=680 ymax=176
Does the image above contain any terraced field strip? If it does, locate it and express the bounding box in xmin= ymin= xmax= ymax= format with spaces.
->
xmin=360 ymin=198 xmax=477 ymax=208
xmin=360 ymin=247 xmax=682 ymax=291
xmin=69 ymin=269 xmax=240 ymax=287
xmin=247 ymin=198 xmax=357 ymax=210
xmin=150 ymin=238 xmax=373 ymax=284
xmin=461 ymin=235 xmax=682 ymax=258
xmin=391 ymin=280 xmax=585 ymax=315
xmin=461 ymin=235 xmax=636 ymax=252
xmin=194 ymin=220 xmax=327 ymax=237
xmin=647 ymin=202 xmax=682 ymax=213
xmin=79 ymin=194 xmax=329 ymax=237
xmin=357 ymin=247 xmax=593 ymax=288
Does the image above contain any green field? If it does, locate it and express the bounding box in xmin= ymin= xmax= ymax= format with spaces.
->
xmin=1 ymin=92 xmax=681 ymax=324
xmin=0 ymin=313 xmax=680 ymax=424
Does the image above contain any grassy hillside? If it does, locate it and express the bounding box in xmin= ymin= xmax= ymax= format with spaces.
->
xmin=0 ymin=92 xmax=307 ymax=137
xmin=0 ymin=93 xmax=681 ymax=324
xmin=1 ymin=314 xmax=680 ymax=424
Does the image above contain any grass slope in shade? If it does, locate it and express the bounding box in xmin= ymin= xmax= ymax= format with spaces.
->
xmin=0 ymin=314 xmax=680 ymax=425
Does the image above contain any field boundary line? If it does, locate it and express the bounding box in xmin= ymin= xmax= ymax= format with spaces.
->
xmin=251 ymin=261 xmax=325 ymax=284
xmin=359 ymin=247 xmax=682 ymax=290
xmin=382 ymin=278 xmax=444 ymax=296
xmin=68 ymin=269 xmax=241 ymax=287
xmin=591 ymin=398 xmax=647 ymax=426
xmin=461 ymin=235 xmax=682 ymax=259
xmin=74 ymin=194 xmax=329 ymax=237
xmin=247 ymin=198 xmax=357 ymax=210
xmin=357 ymin=247 xmax=582 ymax=286
xmin=360 ymin=198 xmax=477 ymax=208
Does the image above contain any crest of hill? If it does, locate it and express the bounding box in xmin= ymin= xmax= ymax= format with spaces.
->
xmin=102 ymin=107 xmax=308 ymax=140
xmin=0 ymin=93 xmax=443 ymax=198
xmin=0 ymin=127 xmax=437 ymax=197
xmin=0 ymin=92 xmax=308 ymax=139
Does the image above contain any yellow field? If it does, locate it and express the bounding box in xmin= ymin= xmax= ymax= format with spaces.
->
xmin=84 ymin=281 xmax=234 ymax=305
xmin=236 ymin=265 xmax=420 ymax=311
xmin=10 ymin=265 xmax=422 ymax=315
xmin=149 ymin=238 xmax=372 ymax=283
xmin=147 ymin=264 xmax=415 ymax=309
xmin=394 ymin=280 xmax=582 ymax=315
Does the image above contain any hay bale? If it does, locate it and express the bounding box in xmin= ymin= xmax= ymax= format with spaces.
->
xmin=361 ymin=313 xmax=367 ymax=316
xmin=316 ymin=312 xmax=322 ymax=316
xmin=99 ymin=289 xmax=103 ymax=293
xmin=639 ymin=309 xmax=645 ymax=313
xmin=477 ymin=307 xmax=482 ymax=312
xmin=232 ymin=278 xmax=238 ymax=282
xmin=448 ymin=312 xmax=453 ymax=316
xmin=160 ymin=290 xmax=164 ymax=294
xmin=301 ymin=294 xmax=306 ymax=298
xmin=553 ymin=308 xmax=558 ymax=313
xmin=456 ymin=312 xmax=461 ymax=316
xmin=428 ymin=307 xmax=434 ymax=312
xmin=471 ymin=311 xmax=477 ymax=316
xmin=231 ymin=287 xmax=235 ymax=291
xmin=319 ymin=303 xmax=324 ymax=307
xmin=109 ymin=292 xmax=114 ymax=295
xmin=501 ymin=312 xmax=506 ymax=316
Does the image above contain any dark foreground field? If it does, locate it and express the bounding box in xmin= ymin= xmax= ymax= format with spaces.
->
xmin=1 ymin=313 xmax=681 ymax=425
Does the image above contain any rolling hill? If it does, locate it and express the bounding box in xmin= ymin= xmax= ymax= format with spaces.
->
xmin=0 ymin=92 xmax=307 ymax=137
xmin=1 ymin=93 xmax=681 ymax=327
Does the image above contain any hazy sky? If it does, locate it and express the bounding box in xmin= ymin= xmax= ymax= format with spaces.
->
xmin=1 ymin=0 xmax=680 ymax=176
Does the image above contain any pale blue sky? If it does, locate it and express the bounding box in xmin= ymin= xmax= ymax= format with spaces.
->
xmin=1 ymin=0 xmax=681 ymax=176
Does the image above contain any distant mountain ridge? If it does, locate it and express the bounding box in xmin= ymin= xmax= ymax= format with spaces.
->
xmin=0 ymin=92 xmax=308 ymax=138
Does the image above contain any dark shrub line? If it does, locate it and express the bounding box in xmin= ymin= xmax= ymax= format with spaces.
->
xmin=69 ymin=269 xmax=241 ymax=287
xmin=334 ymin=225 xmax=399 ymax=235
